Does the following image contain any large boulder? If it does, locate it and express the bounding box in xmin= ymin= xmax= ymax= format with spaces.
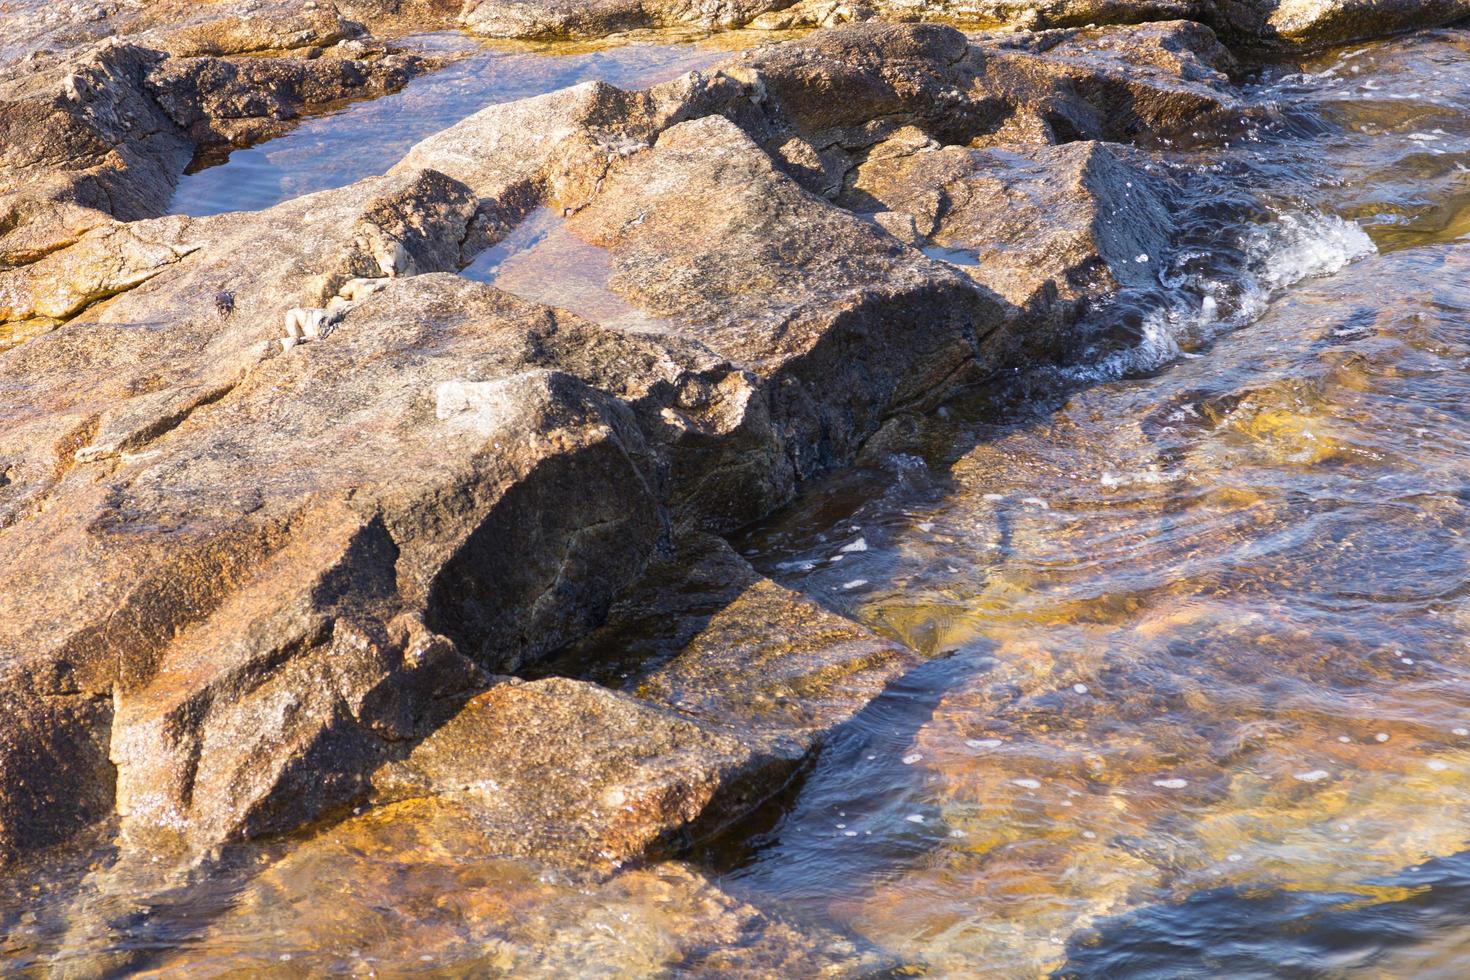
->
xmin=0 ymin=26 xmax=1019 ymax=864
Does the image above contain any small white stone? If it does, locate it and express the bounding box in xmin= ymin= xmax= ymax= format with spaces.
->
xmin=902 ymin=753 xmax=923 ymax=765
xmin=905 ymin=814 xmax=925 ymax=824
xmin=949 ymin=828 xmax=967 ymax=838
xmin=1400 ymin=657 xmax=1415 ymax=665
xmin=1293 ymin=769 xmax=1330 ymax=783
xmin=1081 ymin=830 xmax=1097 ymax=839
xmin=1153 ymin=778 xmax=1188 ymax=789
xmin=1375 ymin=732 xmax=1391 ymax=743
xmin=965 ymin=738 xmax=1002 ymax=749
xmin=1012 ymin=778 xmax=1041 ymax=790
xmin=1227 ymin=853 xmax=1243 ymax=862
xmin=1428 ymin=759 xmax=1450 ymax=772
xmin=843 ymin=830 xmax=858 ymax=837
xmin=1337 ymin=736 xmax=1352 ymax=743
xmin=1072 ymin=683 xmax=1090 ymax=695
xmin=917 ymin=522 xmax=935 ymax=532
xmin=841 ymin=579 xmax=868 ymax=590
xmin=1454 ymin=728 xmax=1468 ymax=737
xmin=1135 ymin=253 xmax=1150 ymax=263
xmin=840 ymin=537 xmax=868 ymax=553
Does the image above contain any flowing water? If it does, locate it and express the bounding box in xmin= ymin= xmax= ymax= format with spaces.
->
xmin=723 ymin=28 xmax=1470 ymax=977
xmin=7 ymin=23 xmax=1470 ymax=980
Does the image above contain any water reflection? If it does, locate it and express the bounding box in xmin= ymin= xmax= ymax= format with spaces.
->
xmin=168 ymin=32 xmax=732 ymax=217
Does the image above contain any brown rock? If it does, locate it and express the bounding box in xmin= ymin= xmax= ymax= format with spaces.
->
xmin=372 ymin=676 xmax=802 ymax=868
xmin=846 ymin=136 xmax=1175 ymax=354
xmin=136 ymin=798 xmax=896 ymax=976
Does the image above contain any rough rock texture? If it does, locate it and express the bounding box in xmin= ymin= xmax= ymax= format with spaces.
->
xmin=371 ymin=676 xmax=802 ymax=868
xmin=0 ymin=6 xmax=426 ymax=273
xmin=0 ymin=24 xmax=1033 ymax=864
xmin=459 ymin=0 xmax=1470 ymax=46
xmin=846 ymin=134 xmax=1177 ymax=354
xmin=0 ymin=15 xmax=1340 ymax=877
xmin=558 ymin=532 xmax=918 ymax=740
xmin=460 ymin=0 xmax=794 ymax=37
xmin=142 ymin=800 xmax=897 ymax=976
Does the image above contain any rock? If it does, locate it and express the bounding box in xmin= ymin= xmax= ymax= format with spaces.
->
xmin=371 ymin=676 xmax=803 ymax=868
xmin=459 ymin=0 xmax=1470 ymax=47
xmin=0 ymin=13 xmax=427 ymax=269
xmin=1251 ymin=0 xmax=1470 ymax=47
xmin=557 ymin=532 xmax=917 ymax=741
xmin=565 ymin=113 xmax=1003 ymax=524
xmin=135 ymin=799 xmax=897 ymax=976
xmin=845 ymin=136 xmax=1177 ymax=356
xmin=460 ymin=0 xmax=794 ymax=38
xmin=145 ymin=44 xmax=422 ymax=151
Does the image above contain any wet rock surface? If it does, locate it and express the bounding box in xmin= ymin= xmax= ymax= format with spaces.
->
xmin=136 ymin=799 xmax=900 ymax=977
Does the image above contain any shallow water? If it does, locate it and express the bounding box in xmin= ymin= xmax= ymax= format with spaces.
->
xmin=167 ymin=31 xmax=736 ymax=217
xmin=724 ymin=29 xmax=1470 ymax=977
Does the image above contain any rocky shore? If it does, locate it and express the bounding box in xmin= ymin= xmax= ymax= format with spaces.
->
xmin=1 ymin=0 xmax=1467 ymax=973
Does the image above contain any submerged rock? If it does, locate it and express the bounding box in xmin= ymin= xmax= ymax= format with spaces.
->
xmin=138 ymin=798 xmax=897 ymax=976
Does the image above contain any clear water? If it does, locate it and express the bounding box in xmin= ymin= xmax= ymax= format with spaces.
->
xmin=723 ymin=28 xmax=1470 ymax=977
xmin=167 ymin=32 xmax=730 ymax=217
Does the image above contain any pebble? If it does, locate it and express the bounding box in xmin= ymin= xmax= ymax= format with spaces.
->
xmin=1375 ymin=732 xmax=1391 ymax=743
xmin=1337 ymin=736 xmax=1352 ymax=743
xmin=1012 ymin=778 xmax=1042 ymax=790
xmin=840 ymin=537 xmax=868 ymax=553
xmin=1453 ymin=728 xmax=1468 ymax=737
xmin=1428 ymin=759 xmax=1450 ymax=771
xmin=844 ymin=830 xmax=858 ymax=837
xmin=1072 ymin=683 xmax=1090 ymax=695
xmin=966 ymin=738 xmax=1003 ymax=749
xmin=1081 ymin=830 xmax=1097 ymax=839
xmin=1227 ymin=853 xmax=1243 ymax=862
xmin=917 ymin=522 xmax=935 ymax=532
xmin=1153 ymin=778 xmax=1189 ymax=789
xmin=902 ymin=753 xmax=923 ymax=765
xmin=1293 ymin=769 xmax=1330 ymax=783
xmin=905 ymin=814 xmax=926 ymax=824
xmin=841 ymin=579 xmax=868 ymax=590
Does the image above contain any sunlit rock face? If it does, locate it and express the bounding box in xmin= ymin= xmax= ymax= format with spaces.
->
xmin=460 ymin=0 xmax=1470 ymax=47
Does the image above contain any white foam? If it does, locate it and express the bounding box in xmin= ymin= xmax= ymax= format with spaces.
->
xmin=1077 ymin=211 xmax=1375 ymax=381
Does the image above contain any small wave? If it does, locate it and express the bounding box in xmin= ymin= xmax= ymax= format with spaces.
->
xmin=1073 ymin=211 xmax=1375 ymax=382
